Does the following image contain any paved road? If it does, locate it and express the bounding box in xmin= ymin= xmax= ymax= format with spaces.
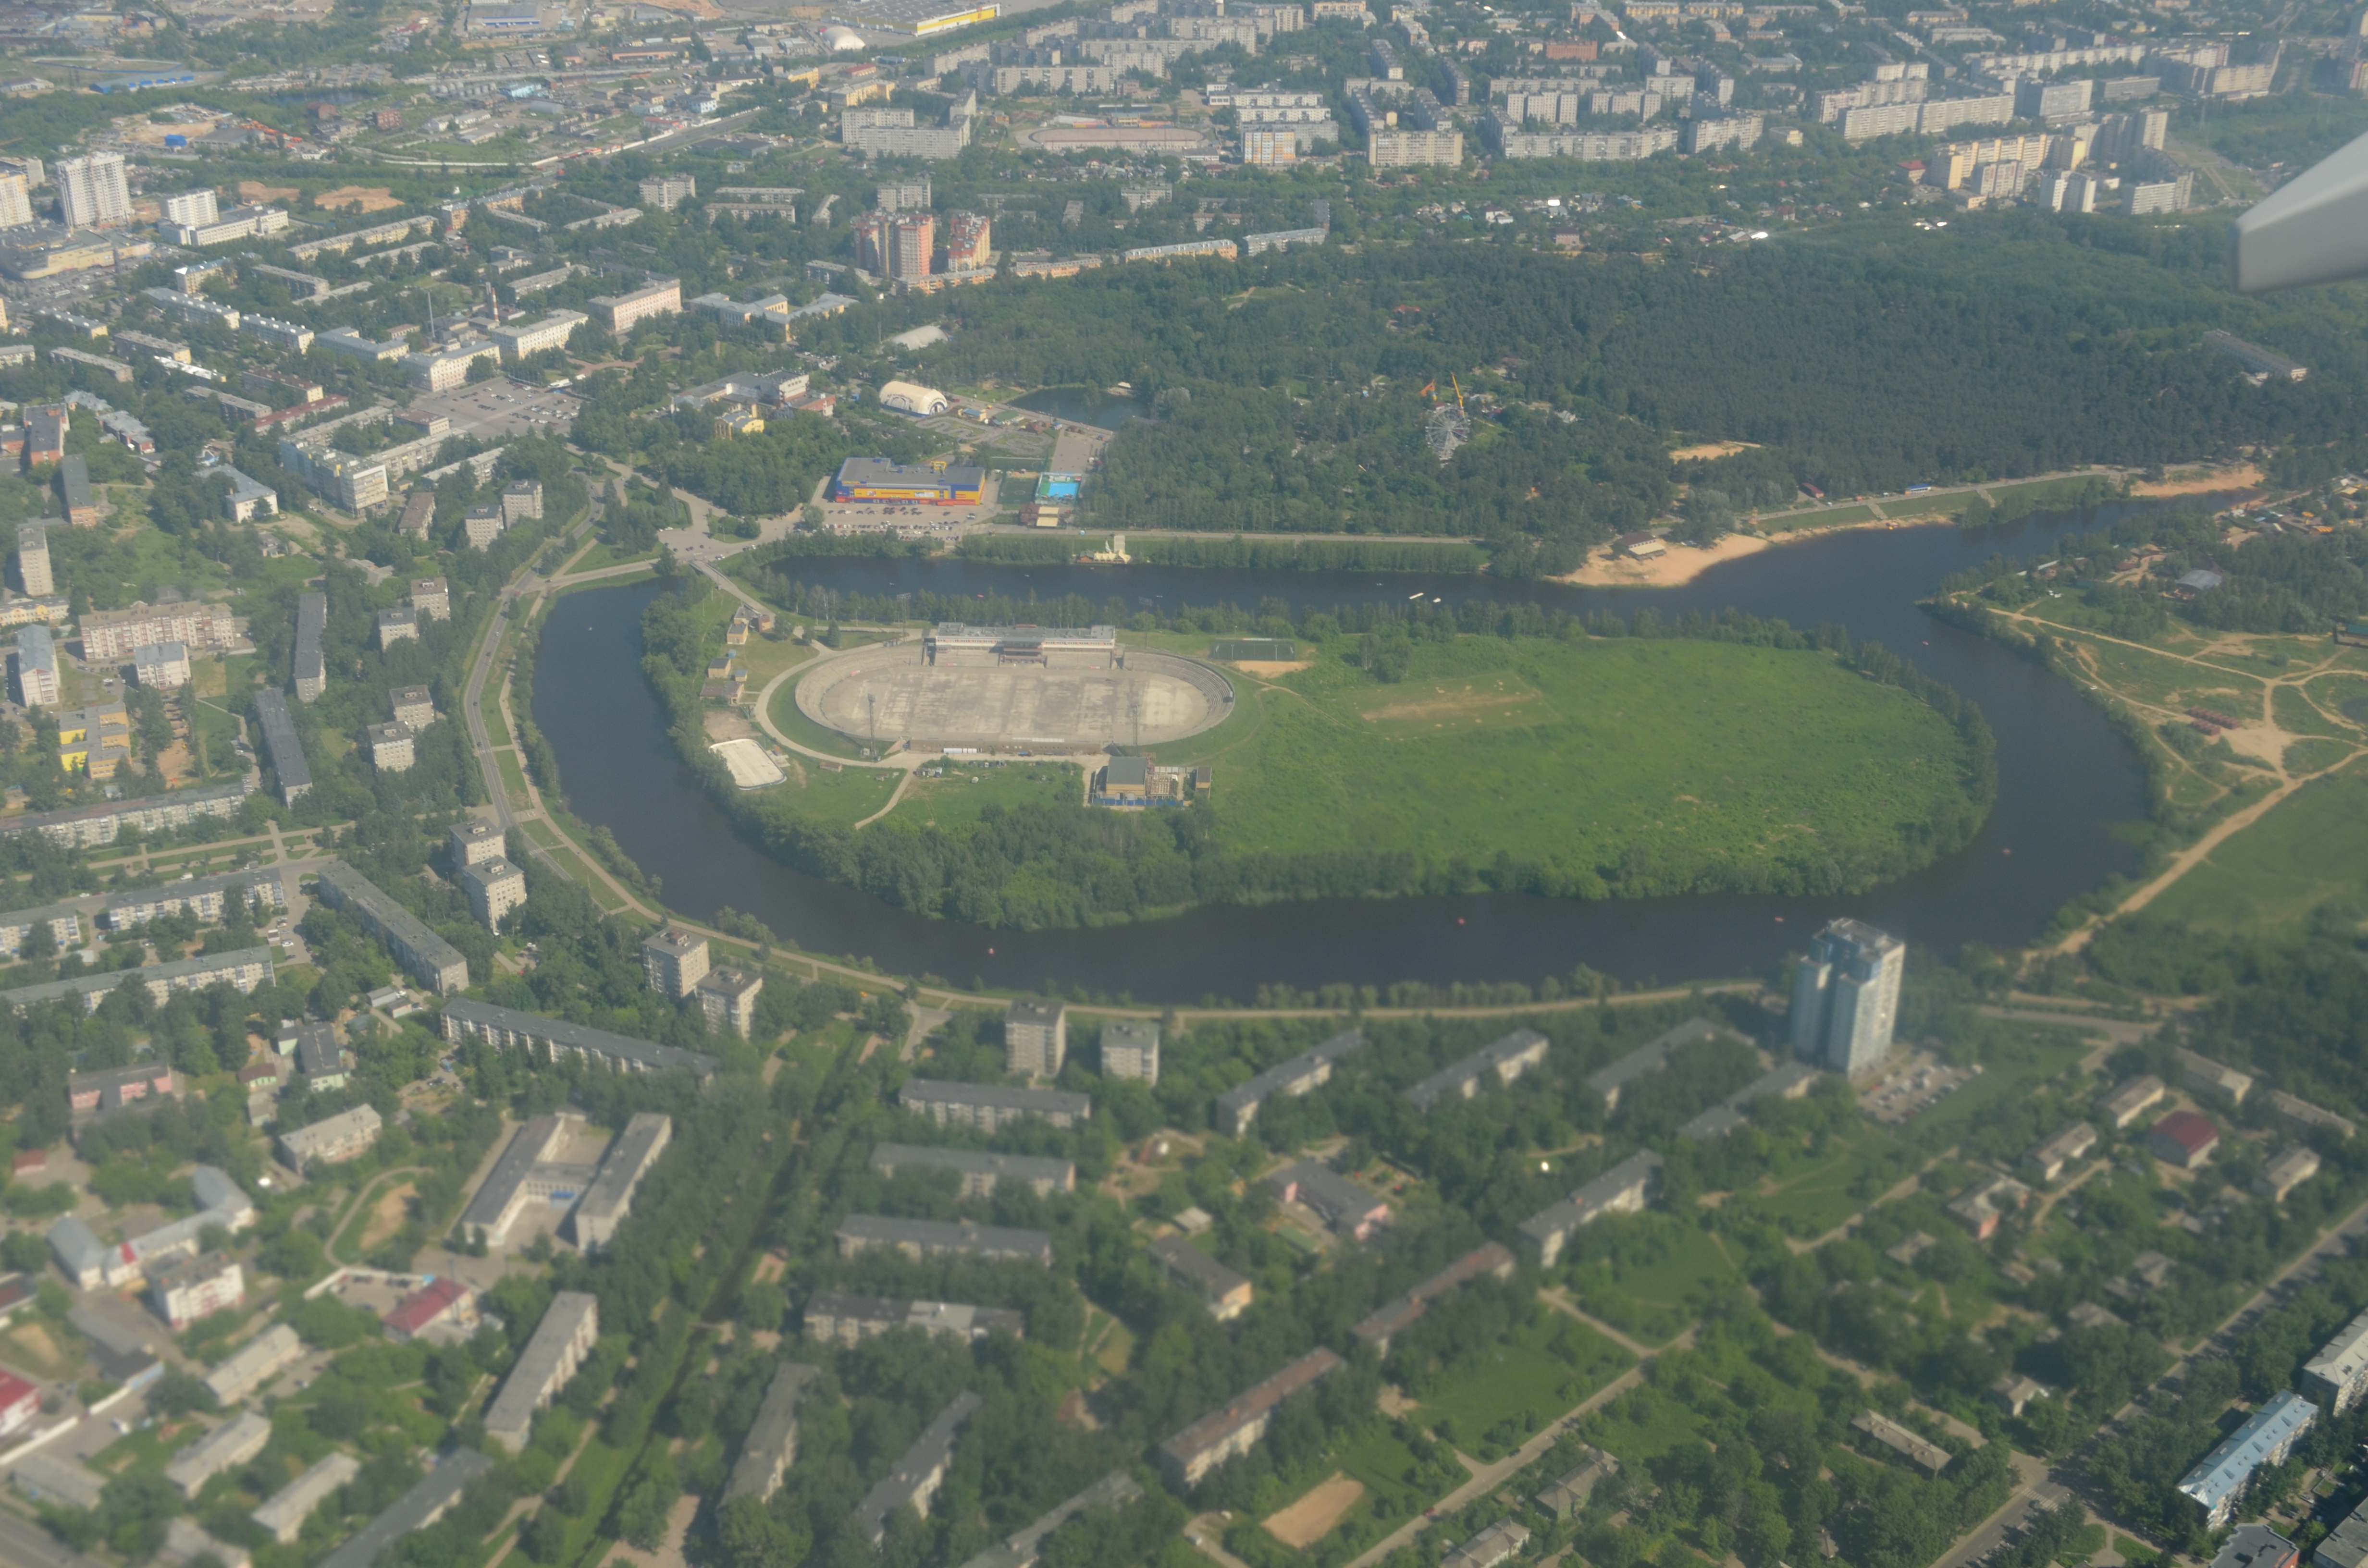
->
xmin=0 ymin=1504 xmax=108 ymax=1568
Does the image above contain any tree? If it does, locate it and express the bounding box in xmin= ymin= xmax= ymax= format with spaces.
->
xmin=1676 ymin=488 xmax=1733 ymax=546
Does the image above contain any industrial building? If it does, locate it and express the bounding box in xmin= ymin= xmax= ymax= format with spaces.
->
xmin=1215 ymin=1029 xmax=1366 ymax=1135
xmin=1519 ymin=1151 xmax=1665 ymax=1266
xmin=484 ymin=1291 xmax=599 ymax=1453
xmin=1159 ymin=1349 xmax=1344 ymax=1487
xmin=1150 ymin=1236 xmax=1253 ymax=1320
xmin=854 ymin=1392 xmax=983 ymax=1546
xmin=279 ymin=1105 xmax=382 ymax=1172
xmin=382 ymin=1277 xmax=474 ymax=1343
xmin=803 ymin=1292 xmax=1026 ymax=1347
xmin=1792 ymin=919 xmax=1906 ymax=1077
xmin=898 ymin=1078 xmax=1090 ymax=1131
xmin=1351 ymin=1242 xmax=1517 ymax=1352
xmin=441 ymin=1000 xmax=720 ymax=1080
xmin=2147 ymin=1110 xmax=2221 ymax=1169
xmin=1405 ymin=1028 xmax=1551 ymax=1111
xmin=1005 ymin=996 xmax=1066 ymax=1076
xmin=722 ymin=1361 xmax=819 ymax=1504
xmin=831 ymin=457 xmax=987 ymax=504
xmin=836 ymin=1214 xmax=1055 ymax=1266
xmin=869 ymin=1143 xmax=1074 ymax=1197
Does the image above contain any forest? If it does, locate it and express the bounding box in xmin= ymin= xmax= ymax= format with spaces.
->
xmin=884 ymin=224 xmax=2359 ymax=562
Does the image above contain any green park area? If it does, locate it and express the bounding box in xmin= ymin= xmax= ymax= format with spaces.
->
xmin=1164 ymin=634 xmax=1989 ymax=904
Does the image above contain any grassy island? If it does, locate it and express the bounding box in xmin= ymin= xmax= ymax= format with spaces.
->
xmin=657 ymin=598 xmax=1996 ymax=929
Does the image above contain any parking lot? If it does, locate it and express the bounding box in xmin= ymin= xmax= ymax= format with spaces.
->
xmin=407 ymin=380 xmax=580 ymax=444
xmin=815 ymin=474 xmax=1006 ymax=538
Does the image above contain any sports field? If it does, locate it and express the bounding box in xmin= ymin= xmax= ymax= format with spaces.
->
xmin=1163 ymin=635 xmax=1987 ymax=901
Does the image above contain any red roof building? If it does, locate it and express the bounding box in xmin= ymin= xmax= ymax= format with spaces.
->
xmin=0 ymin=1368 xmax=40 ymax=1440
xmin=382 ymin=1277 xmax=472 ymax=1343
xmin=2147 ymin=1110 xmax=2221 ymax=1171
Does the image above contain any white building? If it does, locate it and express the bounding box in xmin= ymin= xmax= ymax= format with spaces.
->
xmin=278 ymin=1105 xmax=382 ymax=1171
xmin=14 ymin=625 xmax=55 ymax=707
xmin=461 ymin=857 xmax=525 ymax=930
xmin=484 ymin=1292 xmax=599 ymax=1453
xmin=57 ymin=152 xmax=129 ymax=229
xmin=1792 ymin=919 xmax=1906 ymax=1077
xmin=1100 ymin=1019 xmax=1159 ymax=1084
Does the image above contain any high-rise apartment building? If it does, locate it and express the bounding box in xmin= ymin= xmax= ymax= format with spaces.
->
xmin=887 ymin=212 xmax=935 ymax=282
xmin=1005 ymin=998 xmax=1066 ymax=1078
xmin=851 ymin=211 xmax=888 ymax=273
xmin=0 ymin=173 xmax=33 ymax=230
xmin=56 ymin=153 xmax=130 ymax=230
xmin=163 ymin=190 xmax=219 ymax=227
xmin=1791 ymin=919 xmax=1905 ymax=1077
xmin=945 ymin=210 xmax=990 ymax=268
xmin=15 ymin=524 xmax=49 ymax=596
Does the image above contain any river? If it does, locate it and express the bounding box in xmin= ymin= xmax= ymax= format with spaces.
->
xmin=533 ymin=509 xmax=2156 ymax=1002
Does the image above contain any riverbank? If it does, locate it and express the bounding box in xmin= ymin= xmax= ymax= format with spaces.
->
xmin=1557 ymin=515 xmax=1952 ymax=589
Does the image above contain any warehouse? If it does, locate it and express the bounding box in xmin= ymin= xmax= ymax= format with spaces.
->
xmin=830 ymin=456 xmax=985 ymax=504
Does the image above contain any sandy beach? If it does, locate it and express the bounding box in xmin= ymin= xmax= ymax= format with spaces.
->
xmin=1554 ymin=515 xmax=1950 ymax=589
xmin=2130 ymin=464 xmax=2264 ymax=499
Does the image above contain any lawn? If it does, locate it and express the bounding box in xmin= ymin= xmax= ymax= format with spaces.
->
xmin=1757 ymin=1127 xmax=1912 ymax=1234
xmin=2074 ymin=638 xmax=2261 ymax=718
xmin=1162 ymin=635 xmax=1986 ymax=903
xmin=1566 ymin=1216 xmax=1739 ymax=1344
xmin=2146 ymin=757 xmax=2368 ymax=933
xmin=761 ymin=760 xmax=901 ymax=827
xmin=890 ymin=760 xmax=1079 ymax=831
xmin=1408 ymin=1312 xmax=1633 ymax=1450
xmin=768 ymin=673 xmax=871 ymax=760
xmin=565 ymin=541 xmax=660 ymax=575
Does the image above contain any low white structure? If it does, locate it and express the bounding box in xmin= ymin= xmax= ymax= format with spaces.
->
xmin=279 ymin=1105 xmax=382 ymax=1172
xmin=252 ymin=1453 xmax=361 ymax=1543
xmin=165 ymin=1411 xmax=273 ymax=1497
xmin=204 ymin=1323 xmax=302 ymax=1404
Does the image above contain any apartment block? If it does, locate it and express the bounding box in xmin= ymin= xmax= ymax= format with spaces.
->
xmin=854 ymin=1392 xmax=982 ymax=1546
xmin=589 ymin=278 xmax=681 ymax=333
xmin=484 ymin=1292 xmax=599 ymax=1453
xmin=278 ymin=1105 xmax=382 ymax=1172
xmin=311 ymin=860 xmax=469 ymax=993
xmin=869 ymin=1143 xmax=1073 ymax=1197
xmin=1159 ymin=1349 xmax=1343 ymax=1487
xmin=461 ymin=857 xmax=525 ymax=930
xmin=79 ymin=600 xmax=234 ymax=661
xmin=293 ymin=591 xmax=326 ymax=700
xmin=722 ymin=1362 xmax=818 ymax=1504
xmin=1520 ymin=1151 xmax=1664 ymax=1265
xmin=1792 ymin=919 xmax=1905 ymax=1076
xmin=1406 ymin=1028 xmax=1550 ymax=1111
xmin=1006 ymin=997 xmax=1067 ymax=1077
xmin=441 ymin=1000 xmax=720 ymax=1080
xmin=254 ymin=688 xmax=310 ymax=805
xmin=165 ymin=1412 xmax=271 ymax=1497
xmin=1216 ymin=1029 xmax=1366 ymax=1135
xmin=802 ymin=1292 xmax=1024 ymax=1347
xmin=1100 ymin=1019 xmax=1159 ymax=1083
xmin=642 ymin=927 xmax=709 ymax=998
xmin=571 ymin=1112 xmax=672 ymax=1249
xmin=836 ymin=1214 xmax=1055 ymax=1266
xmin=695 ymin=967 xmax=763 ymax=1038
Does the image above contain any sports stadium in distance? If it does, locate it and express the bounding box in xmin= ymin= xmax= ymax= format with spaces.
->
xmin=829 ymin=457 xmax=984 ymax=504
xmin=795 ymin=625 xmax=1234 ymax=751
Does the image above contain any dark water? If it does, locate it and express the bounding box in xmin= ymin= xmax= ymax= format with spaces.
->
xmin=1007 ymin=386 xmax=1142 ymax=429
xmin=534 ymin=509 xmax=2154 ymax=1001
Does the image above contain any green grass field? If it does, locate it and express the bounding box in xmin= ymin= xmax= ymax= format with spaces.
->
xmin=1409 ymin=1313 xmax=1633 ymax=1444
xmin=896 ymin=761 xmax=1078 ymax=830
xmin=2146 ymin=758 xmax=2368 ymax=932
xmin=1161 ymin=636 xmax=1985 ymax=900
xmin=766 ymin=759 xmax=900 ymax=825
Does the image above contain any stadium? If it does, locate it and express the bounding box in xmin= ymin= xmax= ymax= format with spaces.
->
xmin=796 ymin=631 xmax=1233 ymax=751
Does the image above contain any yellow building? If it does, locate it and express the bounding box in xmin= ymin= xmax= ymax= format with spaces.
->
xmin=713 ymin=410 xmax=765 ymax=438
xmin=57 ymin=701 xmax=131 ymax=777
